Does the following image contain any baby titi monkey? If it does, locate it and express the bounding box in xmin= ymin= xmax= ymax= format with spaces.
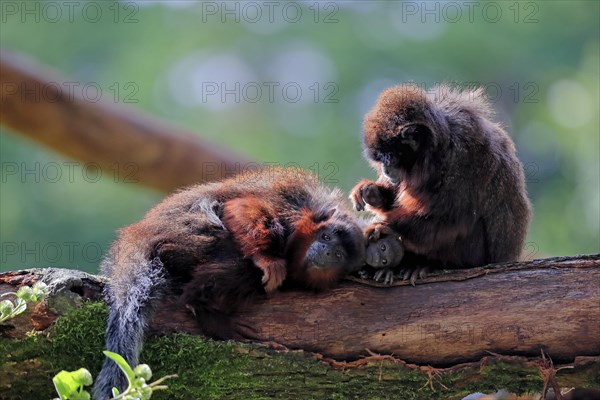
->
xmin=351 ymin=84 xmax=532 ymax=284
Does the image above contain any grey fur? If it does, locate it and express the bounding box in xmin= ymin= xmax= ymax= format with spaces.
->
xmin=190 ymin=198 xmax=225 ymax=229
xmin=93 ymin=257 xmax=166 ymax=399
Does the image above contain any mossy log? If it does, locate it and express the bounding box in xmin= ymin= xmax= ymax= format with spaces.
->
xmin=1 ymin=256 xmax=599 ymax=399
xmin=151 ymin=254 xmax=600 ymax=365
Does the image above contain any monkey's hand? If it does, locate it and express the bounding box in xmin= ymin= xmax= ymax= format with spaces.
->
xmin=364 ymin=224 xmax=404 ymax=285
xmin=350 ymin=180 xmax=395 ymax=212
xmin=254 ymin=255 xmax=287 ymax=294
xmin=365 ymin=223 xmax=395 ymax=242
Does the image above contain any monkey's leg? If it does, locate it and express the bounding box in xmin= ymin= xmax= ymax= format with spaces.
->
xmin=181 ymin=262 xmax=264 ymax=340
xmin=350 ymin=180 xmax=396 ymax=212
xmin=385 ymin=210 xmax=472 ymax=284
xmin=223 ymin=198 xmax=287 ymax=293
xmin=94 ymin=257 xmax=167 ymax=400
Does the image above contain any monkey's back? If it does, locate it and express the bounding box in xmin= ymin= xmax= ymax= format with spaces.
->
xmin=103 ymin=167 xmax=352 ymax=294
xmin=430 ymin=87 xmax=532 ymax=265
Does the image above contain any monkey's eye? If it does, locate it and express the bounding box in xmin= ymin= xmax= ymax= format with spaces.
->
xmin=380 ymin=243 xmax=387 ymax=252
xmin=322 ymin=233 xmax=331 ymax=241
xmin=372 ymin=152 xmax=384 ymax=163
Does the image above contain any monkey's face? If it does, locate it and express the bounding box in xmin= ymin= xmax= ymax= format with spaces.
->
xmin=305 ymin=223 xmax=363 ymax=269
xmin=363 ymin=85 xmax=436 ymax=185
xmin=295 ymin=219 xmax=366 ymax=289
xmin=365 ymin=123 xmax=431 ymax=185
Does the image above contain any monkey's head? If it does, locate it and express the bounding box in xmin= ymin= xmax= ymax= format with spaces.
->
xmin=285 ymin=208 xmax=366 ymax=290
xmin=363 ymin=84 xmax=442 ymax=185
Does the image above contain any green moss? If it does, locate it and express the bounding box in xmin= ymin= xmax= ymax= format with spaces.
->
xmin=0 ymin=302 xmax=108 ymax=399
xmin=51 ymin=301 xmax=108 ymax=373
xmin=1 ymin=302 xmax=598 ymax=400
xmin=143 ymin=337 xmax=432 ymax=400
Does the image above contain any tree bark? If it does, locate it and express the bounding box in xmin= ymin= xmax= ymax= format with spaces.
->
xmin=1 ymin=255 xmax=599 ymax=366
xmin=2 ymin=257 xmax=599 ymax=398
xmin=0 ymin=50 xmax=252 ymax=192
xmin=156 ymin=255 xmax=600 ymax=365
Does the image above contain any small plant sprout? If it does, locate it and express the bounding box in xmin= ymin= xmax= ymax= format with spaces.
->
xmin=103 ymin=351 xmax=176 ymax=400
xmin=52 ymin=352 xmax=176 ymax=400
xmin=0 ymin=281 xmax=48 ymax=323
xmin=53 ymin=368 xmax=94 ymax=400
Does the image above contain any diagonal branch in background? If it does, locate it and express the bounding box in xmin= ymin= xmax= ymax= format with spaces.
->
xmin=0 ymin=49 xmax=252 ymax=192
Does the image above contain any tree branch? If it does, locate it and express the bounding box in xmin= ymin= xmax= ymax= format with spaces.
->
xmin=0 ymin=49 xmax=251 ymax=192
xmin=152 ymin=254 xmax=600 ymax=365
xmin=1 ymin=255 xmax=599 ymax=367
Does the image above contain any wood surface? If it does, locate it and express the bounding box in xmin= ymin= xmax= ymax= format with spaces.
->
xmin=149 ymin=254 xmax=600 ymax=365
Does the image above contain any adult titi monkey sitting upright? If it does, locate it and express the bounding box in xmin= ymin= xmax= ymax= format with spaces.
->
xmin=351 ymin=84 xmax=532 ymax=284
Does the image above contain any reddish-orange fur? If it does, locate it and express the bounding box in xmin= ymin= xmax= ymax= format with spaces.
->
xmin=97 ymin=169 xmax=365 ymax=399
xmin=284 ymin=209 xmax=343 ymax=289
xmin=222 ymin=197 xmax=286 ymax=292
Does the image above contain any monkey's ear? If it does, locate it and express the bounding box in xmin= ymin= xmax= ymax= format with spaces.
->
xmin=312 ymin=208 xmax=336 ymax=223
xmin=400 ymin=124 xmax=430 ymax=152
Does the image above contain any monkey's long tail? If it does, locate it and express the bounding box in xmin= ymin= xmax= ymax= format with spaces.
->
xmin=93 ymin=256 xmax=167 ymax=400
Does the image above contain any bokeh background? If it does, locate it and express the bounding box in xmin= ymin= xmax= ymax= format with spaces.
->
xmin=1 ymin=0 xmax=598 ymax=273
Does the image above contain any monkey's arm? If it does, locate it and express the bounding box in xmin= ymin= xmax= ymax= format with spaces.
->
xmin=222 ymin=198 xmax=287 ymax=293
xmin=350 ymin=179 xmax=397 ymax=212
xmin=384 ymin=208 xmax=472 ymax=254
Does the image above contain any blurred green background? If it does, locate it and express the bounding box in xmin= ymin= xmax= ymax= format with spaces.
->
xmin=1 ymin=0 xmax=598 ymax=273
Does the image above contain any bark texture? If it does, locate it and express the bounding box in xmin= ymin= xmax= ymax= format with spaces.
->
xmin=3 ymin=255 xmax=597 ymax=365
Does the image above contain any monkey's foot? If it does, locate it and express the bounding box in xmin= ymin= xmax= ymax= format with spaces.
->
xmin=232 ymin=320 xmax=260 ymax=340
xmin=255 ymin=257 xmax=287 ymax=293
xmin=361 ymin=183 xmax=386 ymax=209
xmin=373 ymin=268 xmax=395 ymax=285
xmin=356 ymin=268 xmax=373 ymax=280
xmin=398 ymin=266 xmax=429 ymax=286
xmin=196 ymin=310 xmax=256 ymax=341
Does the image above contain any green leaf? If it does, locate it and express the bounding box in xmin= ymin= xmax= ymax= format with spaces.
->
xmin=16 ymin=286 xmax=33 ymax=301
xmin=134 ymin=364 xmax=152 ymax=381
xmin=31 ymin=282 xmax=48 ymax=301
xmin=71 ymin=368 xmax=93 ymax=386
xmin=53 ymin=370 xmax=79 ymax=399
xmin=103 ymin=351 xmax=136 ymax=383
xmin=0 ymin=299 xmax=14 ymax=315
xmin=73 ymin=391 xmax=90 ymax=400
